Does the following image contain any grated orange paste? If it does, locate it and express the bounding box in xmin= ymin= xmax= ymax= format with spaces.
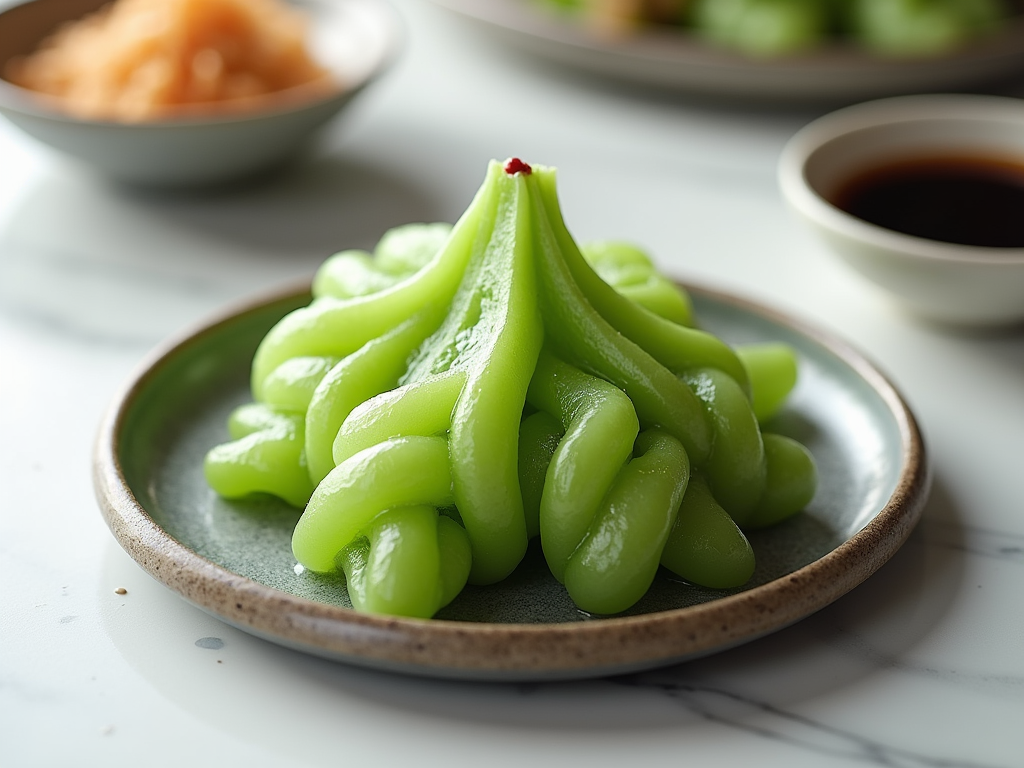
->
xmin=4 ymin=0 xmax=335 ymax=121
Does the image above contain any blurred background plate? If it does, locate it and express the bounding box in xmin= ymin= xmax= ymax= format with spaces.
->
xmin=429 ymin=0 xmax=1024 ymax=102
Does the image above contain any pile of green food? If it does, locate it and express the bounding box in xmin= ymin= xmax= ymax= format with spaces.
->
xmin=204 ymin=159 xmax=817 ymax=619
xmin=537 ymin=0 xmax=1011 ymax=58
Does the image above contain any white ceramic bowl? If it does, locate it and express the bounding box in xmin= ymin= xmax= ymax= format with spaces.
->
xmin=0 ymin=0 xmax=401 ymax=187
xmin=778 ymin=94 xmax=1024 ymax=327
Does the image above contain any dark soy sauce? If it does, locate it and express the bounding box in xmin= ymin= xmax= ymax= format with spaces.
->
xmin=831 ymin=155 xmax=1024 ymax=248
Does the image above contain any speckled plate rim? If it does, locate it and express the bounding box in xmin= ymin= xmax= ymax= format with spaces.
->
xmin=93 ymin=282 xmax=929 ymax=682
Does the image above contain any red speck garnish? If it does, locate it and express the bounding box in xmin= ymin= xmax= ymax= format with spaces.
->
xmin=504 ymin=158 xmax=532 ymax=175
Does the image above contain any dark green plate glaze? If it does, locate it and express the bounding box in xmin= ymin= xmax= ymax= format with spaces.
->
xmin=94 ymin=283 xmax=929 ymax=681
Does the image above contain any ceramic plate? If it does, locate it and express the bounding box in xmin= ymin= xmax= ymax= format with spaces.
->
xmin=429 ymin=0 xmax=1024 ymax=102
xmin=93 ymin=283 xmax=928 ymax=681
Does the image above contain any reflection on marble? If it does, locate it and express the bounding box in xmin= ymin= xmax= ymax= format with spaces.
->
xmin=0 ymin=154 xmax=443 ymax=348
xmin=613 ymin=674 xmax=1002 ymax=768
xmin=91 ymin=506 xmax=1022 ymax=768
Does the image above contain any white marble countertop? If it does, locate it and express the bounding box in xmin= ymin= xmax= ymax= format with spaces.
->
xmin=3 ymin=1 xmax=1023 ymax=766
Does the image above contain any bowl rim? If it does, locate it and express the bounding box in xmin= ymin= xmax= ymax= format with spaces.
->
xmin=778 ymin=93 xmax=1024 ymax=266
xmin=0 ymin=0 xmax=403 ymax=128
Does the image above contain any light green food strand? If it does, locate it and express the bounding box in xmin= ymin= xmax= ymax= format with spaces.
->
xmin=304 ymin=308 xmax=444 ymax=485
xmin=535 ymin=171 xmax=749 ymax=390
xmin=339 ymin=507 xmax=472 ymax=618
xmin=204 ymin=403 xmax=313 ymax=508
xmin=743 ymin=433 xmax=817 ymax=530
xmin=848 ymin=0 xmax=1003 ymax=57
xmin=345 ymin=162 xmax=537 ymax=585
xmin=736 ymin=343 xmax=798 ymax=423
xmin=563 ymin=430 xmax=690 ymax=615
xmin=618 ymin=282 xmax=693 ymax=326
xmin=260 ymin=356 xmax=338 ymax=412
xmin=337 ymin=505 xmax=454 ymax=618
xmin=332 ymin=370 xmax=467 ymax=466
xmin=685 ymin=367 xmax=766 ymax=525
xmin=448 ymin=164 xmax=543 ymax=584
xmin=338 ymin=506 xmax=441 ymax=617
xmin=312 ymin=251 xmax=395 ymax=299
xmin=292 ymin=435 xmax=454 ymax=572
xmin=226 ymin=401 xmax=289 ymax=437
xmin=517 ymin=410 xmax=565 ymax=540
xmin=399 ymin=175 xmax=505 ymax=383
xmin=313 ymin=223 xmax=454 ymax=299
xmin=581 ymin=240 xmax=695 ymax=327
xmin=251 ymin=181 xmax=496 ymax=400
xmin=528 ymin=349 xmax=639 ymax=582
xmin=527 ymin=170 xmax=712 ymax=465
xmin=436 ymin=515 xmax=473 ymax=607
xmin=660 ymin=472 xmax=755 ymax=589
xmin=374 ymin=222 xmax=455 ymax=274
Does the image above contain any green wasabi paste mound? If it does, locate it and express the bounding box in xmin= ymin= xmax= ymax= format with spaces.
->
xmin=205 ymin=159 xmax=817 ymax=618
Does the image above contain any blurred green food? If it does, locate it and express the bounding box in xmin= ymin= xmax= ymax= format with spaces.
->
xmin=848 ymin=0 xmax=1005 ymax=55
xmin=534 ymin=0 xmax=1012 ymax=57
xmin=692 ymin=0 xmax=830 ymax=56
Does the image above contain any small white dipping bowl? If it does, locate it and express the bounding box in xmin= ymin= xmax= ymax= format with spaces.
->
xmin=0 ymin=0 xmax=401 ymax=187
xmin=778 ymin=94 xmax=1024 ymax=327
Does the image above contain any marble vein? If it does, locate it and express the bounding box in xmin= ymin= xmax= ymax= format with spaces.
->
xmin=613 ymin=675 xmax=1009 ymax=768
xmin=922 ymin=520 xmax=1024 ymax=566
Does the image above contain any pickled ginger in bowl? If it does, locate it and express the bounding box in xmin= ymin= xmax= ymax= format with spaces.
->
xmin=0 ymin=0 xmax=401 ymax=185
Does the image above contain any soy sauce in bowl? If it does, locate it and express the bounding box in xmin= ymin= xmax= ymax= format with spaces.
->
xmin=831 ymin=155 xmax=1024 ymax=248
xmin=778 ymin=94 xmax=1024 ymax=325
